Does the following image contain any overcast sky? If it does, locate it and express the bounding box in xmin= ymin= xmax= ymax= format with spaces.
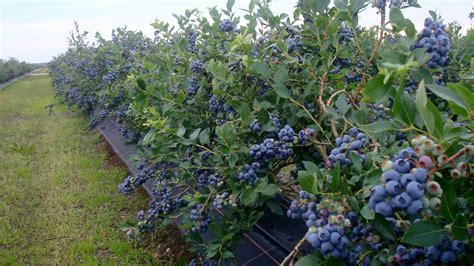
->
xmin=0 ymin=0 xmax=472 ymax=63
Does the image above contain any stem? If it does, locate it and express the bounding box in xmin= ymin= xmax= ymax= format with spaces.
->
xmin=280 ymin=236 xmax=306 ymax=266
xmin=353 ymin=9 xmax=386 ymax=100
xmin=289 ymin=97 xmax=323 ymax=132
xmin=195 ymin=144 xmax=216 ymax=155
xmin=428 ymin=147 xmax=470 ymax=176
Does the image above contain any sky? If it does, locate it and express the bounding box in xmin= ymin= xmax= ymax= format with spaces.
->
xmin=0 ymin=0 xmax=472 ymax=63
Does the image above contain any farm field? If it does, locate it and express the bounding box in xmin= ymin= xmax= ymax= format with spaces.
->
xmin=0 ymin=75 xmax=156 ymax=264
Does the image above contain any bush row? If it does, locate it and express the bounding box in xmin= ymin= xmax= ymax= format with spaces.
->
xmin=49 ymin=0 xmax=474 ymax=265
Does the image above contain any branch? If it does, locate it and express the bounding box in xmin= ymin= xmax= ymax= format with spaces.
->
xmin=280 ymin=236 xmax=306 ymax=266
xmin=353 ymin=9 xmax=386 ymax=100
xmin=428 ymin=146 xmax=470 ymax=176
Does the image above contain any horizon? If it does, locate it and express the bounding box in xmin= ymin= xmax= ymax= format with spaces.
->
xmin=1 ymin=0 xmax=472 ymax=63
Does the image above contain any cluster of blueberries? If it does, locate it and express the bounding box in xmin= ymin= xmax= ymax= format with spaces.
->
xmin=249 ymin=138 xmax=294 ymax=161
xmin=297 ymin=128 xmax=316 ymax=145
xmin=285 ymin=35 xmax=303 ymax=53
xmin=404 ymin=79 xmax=418 ymax=94
xmin=197 ymin=170 xmax=221 ymax=189
xmin=139 ymin=186 xmax=183 ymax=233
xmin=187 ymin=31 xmax=198 ymax=53
xmin=344 ymin=73 xmax=361 ymax=84
xmin=366 ymin=103 xmax=391 ymax=123
xmin=368 ymin=147 xmax=442 ymax=217
xmin=328 ymin=128 xmax=368 ymax=168
xmin=249 ymin=119 xmax=262 ymax=132
xmin=288 ymin=192 xmax=375 ymax=264
xmin=102 ymin=70 xmax=119 ymax=83
xmin=338 ymin=27 xmax=354 ymax=43
xmin=219 ymin=19 xmax=234 ymax=32
xmin=190 ymin=204 xmax=212 ymax=233
xmin=118 ymin=160 xmax=157 ymax=195
xmin=393 ymin=237 xmax=465 ymax=265
xmin=187 ymin=76 xmax=199 ymax=97
xmin=212 ymin=192 xmax=229 ymax=211
xmin=190 ymin=60 xmax=204 ymax=73
xmin=208 ymin=94 xmax=223 ymax=113
xmin=237 ymin=162 xmax=261 ymax=185
xmin=410 ymin=17 xmax=451 ymax=68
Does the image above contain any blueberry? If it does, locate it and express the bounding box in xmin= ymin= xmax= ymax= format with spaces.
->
xmin=320 ymin=241 xmax=334 ymax=255
xmin=394 ymin=159 xmax=411 ymax=173
xmin=440 ymin=251 xmax=456 ymax=263
xmin=406 ymin=181 xmax=424 ymax=199
xmin=385 ymin=180 xmax=402 ymax=196
xmin=318 ymin=229 xmax=330 ymax=241
xmin=407 ymin=199 xmax=423 ymax=214
xmin=371 ymin=185 xmax=387 ymax=201
xmin=375 ymin=201 xmax=392 ymax=216
xmin=451 ymin=240 xmax=465 ymax=254
xmin=400 ymin=174 xmax=416 ymax=187
xmin=412 ymin=168 xmax=428 ymax=183
xmin=392 ymin=192 xmax=412 ymax=208
xmin=425 ymin=246 xmax=441 ymax=260
xmin=383 ymin=170 xmax=401 ymax=182
xmin=329 ymin=232 xmax=341 ymax=245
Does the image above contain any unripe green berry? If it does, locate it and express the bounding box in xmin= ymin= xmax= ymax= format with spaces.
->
xmin=437 ymin=155 xmax=449 ymax=164
xmin=457 ymin=162 xmax=467 ymax=171
xmin=426 ymin=181 xmax=442 ymax=196
xmin=429 ymin=197 xmax=442 ymax=210
xmin=450 ymin=169 xmax=461 ymax=178
xmin=308 ymin=226 xmax=317 ymax=233
xmin=421 ymin=196 xmax=430 ymax=209
xmin=381 ymin=160 xmax=394 ymax=172
xmin=423 ymin=139 xmax=435 ymax=153
xmin=433 ymin=144 xmax=444 ymax=156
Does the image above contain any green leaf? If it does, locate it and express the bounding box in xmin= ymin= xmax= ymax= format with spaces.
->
xmin=137 ymin=78 xmax=146 ymax=90
xmin=241 ymin=188 xmax=258 ymax=206
xmin=314 ymin=0 xmax=330 ymax=13
xmin=393 ymin=88 xmax=416 ymax=125
xmin=425 ymin=84 xmax=467 ymax=109
xmin=265 ymin=200 xmax=284 ymax=216
xmin=295 ymin=253 xmax=323 ymax=266
xmin=362 ymin=75 xmax=394 ymax=103
xmin=252 ymin=61 xmax=271 ymax=78
xmin=402 ymin=221 xmax=447 ymax=247
xmin=189 ymin=128 xmax=201 ymax=141
xmin=348 ymin=151 xmax=362 ymax=172
xmin=436 ymin=177 xmax=459 ymax=222
xmin=239 ymin=102 xmax=251 ymax=123
xmin=228 ymin=153 xmax=238 ymax=167
xmin=298 ymin=170 xmax=319 ymax=194
xmin=226 ymin=0 xmax=235 ymax=11
xmin=452 ymin=214 xmax=468 ymax=241
xmin=177 ymin=126 xmax=186 ymax=137
xmin=334 ymin=0 xmax=348 ymax=11
xmin=448 ymin=83 xmax=474 ymax=110
xmin=303 ymin=161 xmax=320 ymax=173
xmin=325 ymin=256 xmax=344 ymax=266
xmin=416 ymin=83 xmax=443 ymax=138
xmin=360 ymin=205 xmax=375 ymax=220
xmin=274 ymin=66 xmax=288 ymax=85
xmin=260 ymin=183 xmax=279 ymax=196
xmin=373 ymin=214 xmax=396 ymax=241
xmin=199 ymin=128 xmax=210 ymax=145
xmin=359 ymin=120 xmax=400 ymax=133
xmin=274 ymin=84 xmax=290 ymax=99
xmin=335 ymin=95 xmax=350 ymax=115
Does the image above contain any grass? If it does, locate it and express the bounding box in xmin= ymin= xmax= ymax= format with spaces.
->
xmin=0 ymin=75 xmax=158 ymax=264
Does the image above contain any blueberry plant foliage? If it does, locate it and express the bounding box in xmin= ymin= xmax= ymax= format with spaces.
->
xmin=49 ymin=0 xmax=474 ymax=264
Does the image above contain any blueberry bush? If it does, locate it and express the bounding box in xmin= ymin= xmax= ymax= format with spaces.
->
xmin=0 ymin=58 xmax=39 ymax=83
xmin=49 ymin=0 xmax=474 ymax=265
